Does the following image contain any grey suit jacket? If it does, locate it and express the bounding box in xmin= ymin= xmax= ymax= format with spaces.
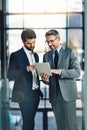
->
xmin=43 ymin=46 xmax=80 ymax=102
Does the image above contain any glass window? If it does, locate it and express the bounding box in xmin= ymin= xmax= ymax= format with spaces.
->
xmin=6 ymin=0 xmax=83 ymax=13
xmin=68 ymin=29 xmax=82 ymax=50
xmin=43 ymin=14 xmax=66 ymax=28
xmin=6 ymin=0 xmax=24 ymax=13
xmin=68 ymin=29 xmax=83 ymax=68
xmin=6 ymin=0 xmax=67 ymax=13
xmin=68 ymin=14 xmax=82 ymax=27
xmin=7 ymin=29 xmax=66 ymax=54
xmin=7 ymin=30 xmax=23 ymax=54
xmin=67 ymin=0 xmax=83 ymax=12
xmin=35 ymin=112 xmax=43 ymax=130
xmin=48 ymin=112 xmax=57 ymax=130
xmin=0 ymin=16 xmax=1 ymax=78
xmin=6 ymin=15 xmax=24 ymax=28
xmin=5 ymin=1 xmax=84 ymax=129
xmin=35 ymin=29 xmax=66 ymax=53
xmin=6 ymin=14 xmax=66 ymax=29
xmin=9 ymin=110 xmax=43 ymax=130
xmin=9 ymin=110 xmax=22 ymax=130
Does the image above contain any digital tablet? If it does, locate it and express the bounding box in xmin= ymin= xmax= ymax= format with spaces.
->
xmin=35 ymin=62 xmax=52 ymax=76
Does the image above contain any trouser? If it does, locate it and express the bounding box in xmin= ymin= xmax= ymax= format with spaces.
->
xmin=19 ymin=96 xmax=39 ymax=130
xmin=51 ymin=93 xmax=78 ymax=130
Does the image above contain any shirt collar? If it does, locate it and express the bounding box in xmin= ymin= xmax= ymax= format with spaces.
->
xmin=53 ymin=45 xmax=62 ymax=54
xmin=23 ymin=46 xmax=33 ymax=54
xmin=57 ymin=45 xmax=62 ymax=53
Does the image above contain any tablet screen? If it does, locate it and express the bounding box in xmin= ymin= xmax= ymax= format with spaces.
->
xmin=35 ymin=62 xmax=52 ymax=76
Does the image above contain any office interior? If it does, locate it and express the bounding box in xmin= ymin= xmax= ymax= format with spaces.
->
xmin=0 ymin=0 xmax=87 ymax=130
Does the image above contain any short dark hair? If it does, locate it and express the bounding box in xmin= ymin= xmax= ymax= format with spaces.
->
xmin=45 ymin=29 xmax=59 ymax=36
xmin=21 ymin=29 xmax=36 ymax=42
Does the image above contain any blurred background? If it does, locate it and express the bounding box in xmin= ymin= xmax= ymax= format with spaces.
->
xmin=0 ymin=0 xmax=86 ymax=130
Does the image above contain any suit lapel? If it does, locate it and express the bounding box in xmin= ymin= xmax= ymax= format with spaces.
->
xmin=48 ymin=48 xmax=65 ymax=68
xmin=48 ymin=51 xmax=54 ymax=68
xmin=34 ymin=53 xmax=39 ymax=62
xmin=58 ymin=46 xmax=65 ymax=66
xmin=20 ymin=48 xmax=30 ymax=66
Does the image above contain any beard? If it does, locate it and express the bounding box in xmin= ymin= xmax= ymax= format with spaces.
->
xmin=25 ymin=46 xmax=35 ymax=52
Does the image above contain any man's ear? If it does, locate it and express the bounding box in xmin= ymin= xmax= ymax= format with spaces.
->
xmin=58 ymin=35 xmax=61 ymax=41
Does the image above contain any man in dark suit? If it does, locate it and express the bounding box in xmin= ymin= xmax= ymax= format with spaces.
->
xmin=7 ymin=29 xmax=43 ymax=130
xmin=40 ymin=29 xmax=80 ymax=130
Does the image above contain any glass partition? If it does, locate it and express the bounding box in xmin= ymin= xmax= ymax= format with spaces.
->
xmin=5 ymin=0 xmax=84 ymax=130
xmin=0 ymin=12 xmax=1 ymax=78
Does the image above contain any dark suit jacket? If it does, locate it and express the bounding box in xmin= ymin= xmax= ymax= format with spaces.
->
xmin=43 ymin=46 xmax=80 ymax=103
xmin=7 ymin=48 xmax=41 ymax=102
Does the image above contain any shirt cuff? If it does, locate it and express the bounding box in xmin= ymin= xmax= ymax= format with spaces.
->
xmin=58 ymin=69 xmax=61 ymax=76
xmin=26 ymin=66 xmax=30 ymax=72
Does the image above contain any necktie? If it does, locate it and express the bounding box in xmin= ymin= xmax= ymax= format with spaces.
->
xmin=54 ymin=50 xmax=59 ymax=69
xmin=54 ymin=50 xmax=60 ymax=93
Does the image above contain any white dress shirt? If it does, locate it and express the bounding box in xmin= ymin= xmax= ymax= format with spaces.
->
xmin=23 ymin=46 xmax=39 ymax=90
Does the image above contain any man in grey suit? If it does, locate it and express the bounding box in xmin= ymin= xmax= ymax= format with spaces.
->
xmin=7 ymin=29 xmax=43 ymax=130
xmin=40 ymin=29 xmax=80 ymax=130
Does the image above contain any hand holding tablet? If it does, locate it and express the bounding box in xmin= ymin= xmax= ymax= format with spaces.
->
xmin=35 ymin=62 xmax=52 ymax=76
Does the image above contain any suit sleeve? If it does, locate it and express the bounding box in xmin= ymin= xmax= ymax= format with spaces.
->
xmin=60 ymin=49 xmax=81 ymax=79
xmin=7 ymin=53 xmax=27 ymax=81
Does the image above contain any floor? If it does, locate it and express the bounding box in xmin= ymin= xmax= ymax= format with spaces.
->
xmin=9 ymin=110 xmax=83 ymax=130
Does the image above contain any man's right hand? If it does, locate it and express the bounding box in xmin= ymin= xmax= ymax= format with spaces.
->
xmin=26 ymin=65 xmax=35 ymax=72
xmin=40 ymin=72 xmax=50 ymax=82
